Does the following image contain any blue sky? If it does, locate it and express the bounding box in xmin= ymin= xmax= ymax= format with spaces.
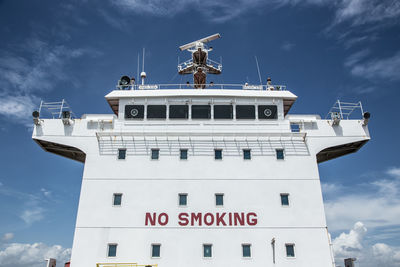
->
xmin=0 ymin=0 xmax=399 ymax=266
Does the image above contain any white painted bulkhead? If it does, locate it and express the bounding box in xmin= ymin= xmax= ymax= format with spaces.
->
xmin=32 ymin=89 xmax=370 ymax=267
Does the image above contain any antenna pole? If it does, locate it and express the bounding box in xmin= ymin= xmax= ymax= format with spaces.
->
xmin=255 ymin=56 xmax=262 ymax=85
xmin=137 ymin=53 xmax=140 ymax=87
xmin=142 ymin=48 xmax=145 ymax=72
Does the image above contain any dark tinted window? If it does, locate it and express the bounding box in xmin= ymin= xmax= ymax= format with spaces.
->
xmin=216 ymin=194 xmax=224 ymax=206
xmin=281 ymin=194 xmax=289 ymax=206
xmin=242 ymin=244 xmax=251 ymax=257
xmin=108 ymin=244 xmax=117 ymax=257
xmin=179 ymin=194 xmax=187 ymax=206
xmin=180 ymin=149 xmax=188 ymax=160
xmin=113 ymin=193 xmax=122 ymax=206
xmin=276 ymin=149 xmax=285 ymax=160
xmin=258 ymin=105 xmax=277 ymax=119
xmin=243 ymin=149 xmax=251 ymax=160
xmin=152 ymin=244 xmax=161 ymax=257
xmin=214 ymin=149 xmax=222 ymax=160
xmin=151 ymin=149 xmax=159 ymax=160
xmin=169 ymin=105 xmax=188 ymax=119
xmin=203 ymin=244 xmax=212 ymax=257
xmin=236 ymin=105 xmax=255 ymax=119
xmin=125 ymin=105 xmax=144 ymax=119
xmin=214 ymin=105 xmax=233 ymax=119
xmin=286 ymin=244 xmax=295 ymax=257
xmin=192 ymin=105 xmax=211 ymax=119
xmin=118 ymin=149 xmax=126 ymax=159
xmin=147 ymin=105 xmax=166 ymax=119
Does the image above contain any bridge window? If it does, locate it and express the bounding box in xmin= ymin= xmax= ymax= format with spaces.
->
xmin=118 ymin=149 xmax=126 ymax=160
xmin=147 ymin=105 xmax=166 ymax=119
xmin=113 ymin=193 xmax=122 ymax=206
xmin=258 ymin=105 xmax=277 ymax=119
xmin=125 ymin=105 xmax=144 ymax=119
xmin=214 ymin=105 xmax=233 ymax=119
xmin=169 ymin=105 xmax=188 ymax=119
xmin=151 ymin=149 xmax=159 ymax=160
xmin=203 ymin=244 xmax=212 ymax=258
xmin=281 ymin=193 xmax=289 ymax=206
xmin=290 ymin=123 xmax=300 ymax=132
xmin=107 ymin=244 xmax=117 ymax=257
xmin=192 ymin=105 xmax=211 ymax=119
xmin=242 ymin=244 xmax=251 ymax=258
xmin=151 ymin=244 xmax=161 ymax=258
xmin=236 ymin=105 xmax=255 ymax=119
xmin=286 ymin=244 xmax=295 ymax=257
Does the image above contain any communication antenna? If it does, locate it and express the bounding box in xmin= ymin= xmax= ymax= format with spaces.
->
xmin=255 ymin=56 xmax=262 ymax=85
xmin=137 ymin=53 xmax=140 ymax=86
xmin=178 ymin=33 xmax=222 ymax=89
xmin=141 ymin=48 xmax=146 ymax=85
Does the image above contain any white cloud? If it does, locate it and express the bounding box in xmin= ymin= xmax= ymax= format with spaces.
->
xmin=281 ymin=41 xmax=295 ymax=51
xmin=20 ymin=207 xmax=45 ymax=225
xmin=333 ymin=222 xmax=400 ymax=267
xmin=0 ymin=242 xmax=71 ymax=267
xmin=1 ymin=233 xmax=14 ymax=242
xmin=344 ymin=51 xmax=400 ymax=81
xmin=387 ymin=167 xmax=400 ymax=179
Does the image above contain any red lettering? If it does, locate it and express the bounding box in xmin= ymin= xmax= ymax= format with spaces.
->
xmin=191 ymin=213 xmax=202 ymax=226
xmin=247 ymin=212 xmax=258 ymax=226
xmin=204 ymin=213 xmax=215 ymax=226
xmin=145 ymin=212 xmax=156 ymax=226
xmin=178 ymin=213 xmax=189 ymax=226
xmin=234 ymin=212 xmax=245 ymax=226
xmin=228 ymin=212 xmax=232 ymax=226
xmin=158 ymin=213 xmax=169 ymax=226
xmin=216 ymin=213 xmax=227 ymax=226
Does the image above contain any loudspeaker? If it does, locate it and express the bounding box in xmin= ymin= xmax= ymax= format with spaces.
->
xmin=258 ymin=105 xmax=277 ymax=119
xmin=125 ymin=105 xmax=144 ymax=119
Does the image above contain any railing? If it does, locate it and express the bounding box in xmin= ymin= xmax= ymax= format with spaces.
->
xmin=325 ymin=100 xmax=364 ymax=120
xmin=116 ymin=83 xmax=287 ymax=91
xmin=96 ymin=264 xmax=157 ymax=267
xmin=37 ymin=99 xmax=76 ymax=119
xmin=178 ymin=58 xmax=222 ymax=73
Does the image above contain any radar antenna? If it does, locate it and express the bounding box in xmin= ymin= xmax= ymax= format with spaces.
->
xmin=177 ymin=33 xmax=222 ymax=89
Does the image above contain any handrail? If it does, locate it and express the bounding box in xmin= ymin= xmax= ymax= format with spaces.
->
xmin=116 ymin=83 xmax=287 ymax=91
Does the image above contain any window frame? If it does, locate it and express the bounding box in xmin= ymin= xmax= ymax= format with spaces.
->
xmin=213 ymin=105 xmax=233 ymax=119
xmin=151 ymin=243 xmax=161 ymax=258
xmin=191 ymin=105 xmax=211 ymax=119
xmin=169 ymin=105 xmax=189 ymax=119
xmin=203 ymin=244 xmax=213 ymax=258
xmin=112 ymin=193 xmax=123 ymax=207
xmin=147 ymin=105 xmax=167 ymax=119
xmin=236 ymin=105 xmax=256 ymax=120
xmin=242 ymin=243 xmax=252 ymax=258
xmin=118 ymin=148 xmax=126 ymax=160
xmin=107 ymin=243 xmax=118 ymax=258
xmin=285 ymin=243 xmax=296 ymax=258
xmin=151 ymin=149 xmax=160 ymax=160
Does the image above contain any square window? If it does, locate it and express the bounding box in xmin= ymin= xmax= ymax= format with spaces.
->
xmin=243 ymin=149 xmax=251 ymax=160
xmin=169 ymin=105 xmax=188 ymax=119
xmin=108 ymin=244 xmax=117 ymax=257
xmin=203 ymin=244 xmax=212 ymax=258
xmin=236 ymin=105 xmax=255 ymax=119
xmin=179 ymin=194 xmax=187 ymax=206
xmin=147 ymin=105 xmax=166 ymax=119
xmin=214 ymin=105 xmax=233 ymax=119
xmin=290 ymin=123 xmax=300 ymax=132
xmin=113 ymin=193 xmax=122 ymax=206
xmin=180 ymin=149 xmax=188 ymax=160
xmin=215 ymin=194 xmax=224 ymax=206
xmin=152 ymin=244 xmax=161 ymax=258
xmin=151 ymin=149 xmax=159 ymax=160
xmin=192 ymin=105 xmax=211 ymax=119
xmin=276 ymin=149 xmax=285 ymax=160
xmin=242 ymin=244 xmax=251 ymax=257
xmin=281 ymin=193 xmax=289 ymax=206
xmin=118 ymin=149 xmax=126 ymax=160
xmin=286 ymin=244 xmax=295 ymax=257
xmin=214 ymin=149 xmax=222 ymax=160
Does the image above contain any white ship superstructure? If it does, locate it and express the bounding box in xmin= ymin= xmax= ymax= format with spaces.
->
xmin=32 ymin=35 xmax=370 ymax=267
